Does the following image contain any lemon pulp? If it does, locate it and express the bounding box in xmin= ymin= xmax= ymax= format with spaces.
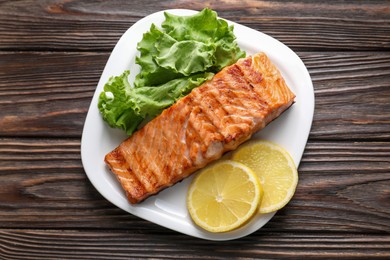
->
xmin=232 ymin=140 xmax=298 ymax=213
xmin=187 ymin=160 xmax=262 ymax=233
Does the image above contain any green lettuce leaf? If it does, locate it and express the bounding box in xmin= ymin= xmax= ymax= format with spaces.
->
xmin=154 ymin=40 xmax=215 ymax=76
xmin=135 ymin=24 xmax=180 ymax=87
xmin=98 ymin=71 xmax=144 ymax=135
xmin=161 ymin=8 xmax=227 ymax=43
xmin=213 ymin=37 xmax=246 ymax=70
xmin=161 ymin=8 xmax=245 ymax=70
xmin=135 ymin=8 xmax=245 ymax=87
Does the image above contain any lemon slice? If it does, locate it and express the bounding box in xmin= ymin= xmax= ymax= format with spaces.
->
xmin=187 ymin=160 xmax=262 ymax=233
xmin=232 ymin=140 xmax=298 ymax=214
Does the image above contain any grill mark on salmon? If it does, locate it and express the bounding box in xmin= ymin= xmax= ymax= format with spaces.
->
xmin=127 ymin=131 xmax=151 ymax=192
xmin=161 ymin=110 xmax=174 ymax=182
xmin=197 ymin=88 xmax=229 ymax=133
xmin=188 ymin=107 xmax=220 ymax=158
xmin=203 ymin=71 xmax=259 ymax=144
xmin=187 ymin=115 xmax=204 ymax=166
xmin=169 ymin=106 xmax=186 ymax=181
xmin=189 ymin=93 xmax=226 ymax=162
xmin=199 ymin=64 xmax=268 ymax=141
xmin=109 ymin=148 xmax=147 ymax=201
xmin=104 ymin=52 xmax=296 ymax=204
xmin=178 ymin=102 xmax=192 ymax=172
xmin=147 ymin=115 xmax=162 ymax=185
xmin=139 ymin=122 xmax=159 ymax=190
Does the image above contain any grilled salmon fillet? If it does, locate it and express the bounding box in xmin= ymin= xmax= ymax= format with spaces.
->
xmin=105 ymin=52 xmax=295 ymax=204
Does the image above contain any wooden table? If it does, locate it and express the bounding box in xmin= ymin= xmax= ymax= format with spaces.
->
xmin=1 ymin=1 xmax=389 ymax=258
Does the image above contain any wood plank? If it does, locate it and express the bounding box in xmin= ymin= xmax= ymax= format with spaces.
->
xmin=0 ymin=0 xmax=389 ymax=51
xmin=302 ymin=52 xmax=390 ymax=140
xmin=1 ymin=229 xmax=389 ymax=259
xmin=0 ymin=52 xmax=108 ymax=137
xmin=0 ymin=138 xmax=389 ymax=233
xmin=0 ymin=51 xmax=389 ymax=139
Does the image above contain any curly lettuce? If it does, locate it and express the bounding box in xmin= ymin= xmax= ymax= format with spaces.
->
xmin=99 ymin=8 xmax=245 ymax=135
xmin=135 ymin=8 xmax=245 ymax=87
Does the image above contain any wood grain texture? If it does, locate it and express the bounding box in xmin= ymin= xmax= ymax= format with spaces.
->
xmin=302 ymin=52 xmax=390 ymax=140
xmin=1 ymin=51 xmax=389 ymax=139
xmin=0 ymin=52 xmax=108 ymax=137
xmin=0 ymin=0 xmax=389 ymax=51
xmin=1 ymin=229 xmax=389 ymax=259
xmin=0 ymin=138 xmax=389 ymax=233
xmin=1 ymin=1 xmax=390 ymax=258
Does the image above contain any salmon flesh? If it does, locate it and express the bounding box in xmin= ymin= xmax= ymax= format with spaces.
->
xmin=105 ymin=52 xmax=296 ymax=204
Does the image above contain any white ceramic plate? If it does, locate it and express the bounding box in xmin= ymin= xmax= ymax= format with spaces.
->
xmin=81 ymin=9 xmax=314 ymax=241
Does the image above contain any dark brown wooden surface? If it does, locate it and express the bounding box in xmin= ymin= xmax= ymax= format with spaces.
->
xmin=0 ymin=0 xmax=389 ymax=259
